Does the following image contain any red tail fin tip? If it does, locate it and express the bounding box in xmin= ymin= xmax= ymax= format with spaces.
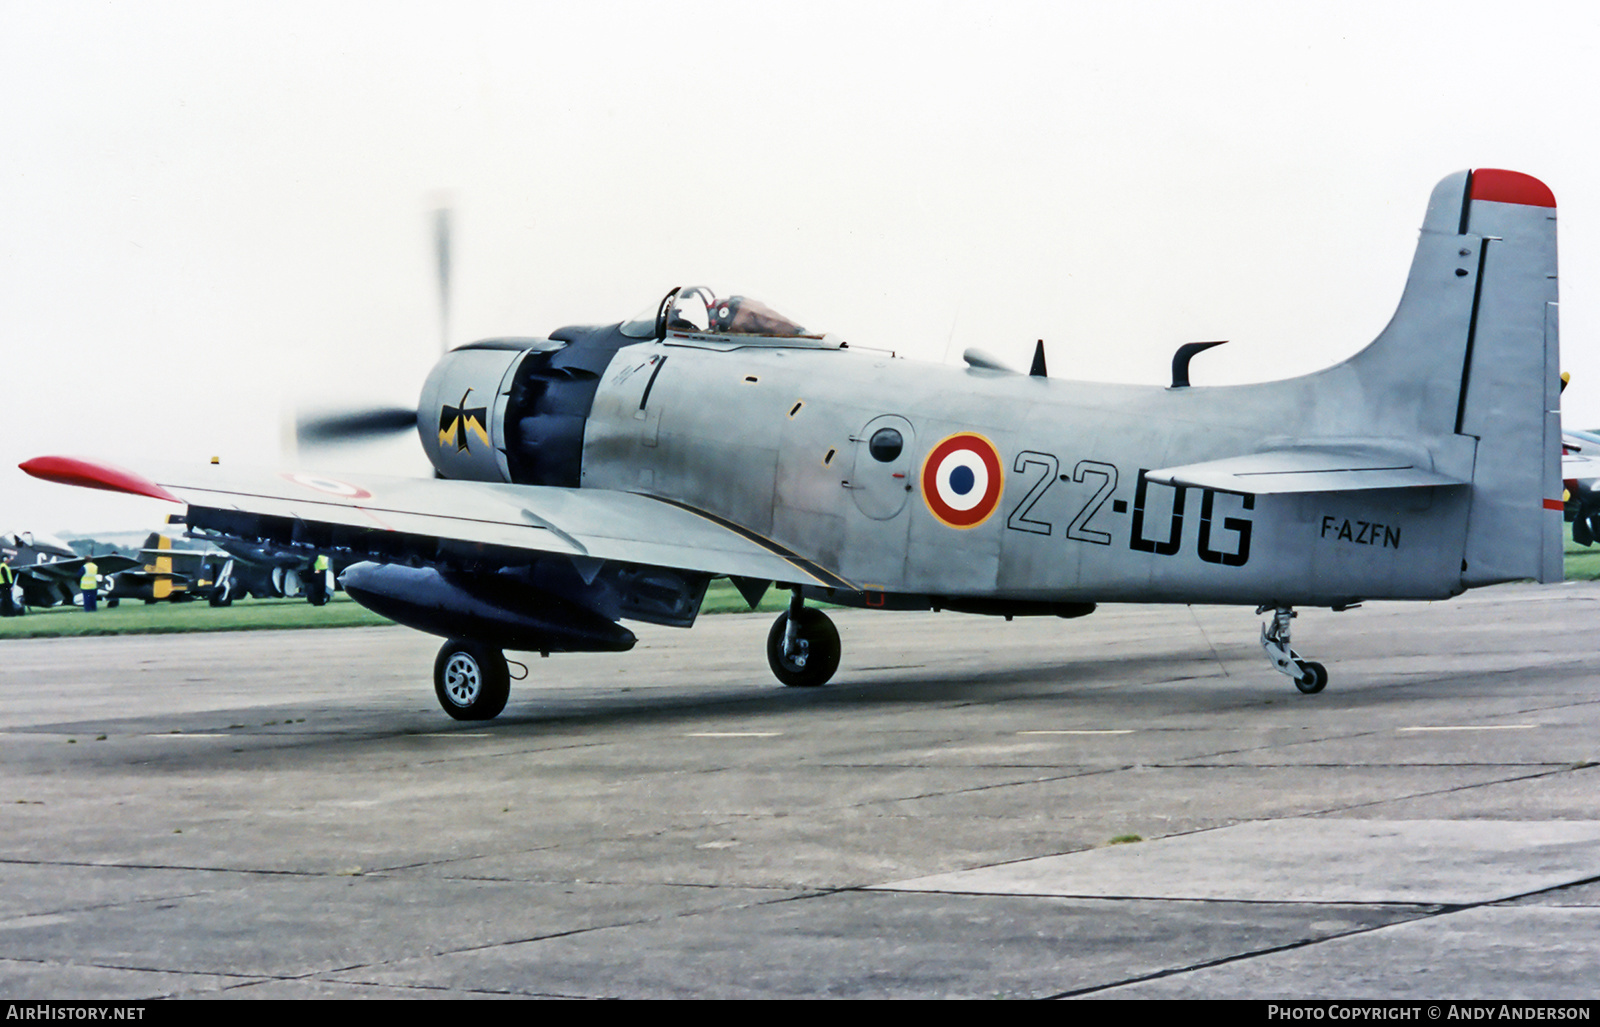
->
xmin=1471 ymin=169 xmax=1556 ymax=208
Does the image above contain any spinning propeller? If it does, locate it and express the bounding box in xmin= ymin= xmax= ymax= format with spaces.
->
xmin=295 ymin=406 xmax=420 ymax=444
xmin=292 ymin=201 xmax=454 ymax=450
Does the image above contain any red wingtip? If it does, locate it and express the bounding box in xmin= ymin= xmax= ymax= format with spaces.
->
xmin=1471 ymin=169 xmax=1556 ymax=208
xmin=18 ymin=456 xmax=181 ymax=504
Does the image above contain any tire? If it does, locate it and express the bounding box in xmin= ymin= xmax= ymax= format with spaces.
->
xmin=433 ymin=638 xmax=510 ymax=720
xmin=1295 ymin=661 xmax=1328 ymax=694
xmin=766 ymin=608 xmax=841 ymax=688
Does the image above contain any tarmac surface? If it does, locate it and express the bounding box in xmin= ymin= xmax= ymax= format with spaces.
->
xmin=1 ymin=582 xmax=1597 ymax=999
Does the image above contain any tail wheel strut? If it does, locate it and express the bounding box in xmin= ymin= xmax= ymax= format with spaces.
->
xmin=1257 ymin=604 xmax=1328 ymax=694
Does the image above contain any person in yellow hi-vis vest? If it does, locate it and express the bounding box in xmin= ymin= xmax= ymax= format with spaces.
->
xmin=80 ymin=561 xmax=100 ymax=613
xmin=307 ymin=553 xmax=331 ymax=606
xmin=0 ymin=556 xmax=17 ymax=617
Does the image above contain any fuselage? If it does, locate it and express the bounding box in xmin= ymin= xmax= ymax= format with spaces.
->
xmin=577 ymin=335 xmax=1470 ymax=608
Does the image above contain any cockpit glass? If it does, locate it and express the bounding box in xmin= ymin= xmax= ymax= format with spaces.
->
xmin=669 ymin=286 xmax=717 ymax=333
xmin=640 ymin=286 xmax=810 ymax=339
xmin=619 ymin=307 xmax=659 ymax=338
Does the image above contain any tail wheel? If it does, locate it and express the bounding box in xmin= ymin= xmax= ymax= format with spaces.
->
xmin=1295 ymin=661 xmax=1329 ymax=694
xmin=433 ymin=638 xmax=510 ymax=720
xmin=766 ymin=608 xmax=840 ymax=688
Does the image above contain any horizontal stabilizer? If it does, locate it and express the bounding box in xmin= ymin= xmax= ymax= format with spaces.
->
xmin=1147 ymin=445 xmax=1468 ymax=495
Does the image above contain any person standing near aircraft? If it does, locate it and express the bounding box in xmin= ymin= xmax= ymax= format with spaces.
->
xmin=307 ymin=553 xmax=331 ymax=605
xmin=0 ymin=556 xmax=17 ymax=617
xmin=79 ymin=560 xmax=99 ymax=612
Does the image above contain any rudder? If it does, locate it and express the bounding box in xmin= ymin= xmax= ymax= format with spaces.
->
xmin=1454 ymin=170 xmax=1562 ymax=585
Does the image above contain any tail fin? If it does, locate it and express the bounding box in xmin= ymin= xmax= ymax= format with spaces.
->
xmin=1455 ymin=170 xmax=1562 ymax=584
xmin=1348 ymin=169 xmax=1561 ymax=585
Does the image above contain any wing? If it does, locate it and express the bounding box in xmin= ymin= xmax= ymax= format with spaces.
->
xmin=1562 ymin=432 xmax=1600 ymax=481
xmin=19 ymin=455 xmax=854 ymax=592
xmin=12 ymin=554 xmax=139 ymax=582
xmin=12 ymin=558 xmax=85 ymax=584
xmin=1563 ymin=453 xmax=1600 ymax=479
xmin=1147 ymin=443 xmax=1469 ymax=494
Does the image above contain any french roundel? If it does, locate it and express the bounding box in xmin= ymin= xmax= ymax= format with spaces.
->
xmin=921 ymin=433 xmax=1004 ymax=528
xmin=281 ymin=472 xmax=372 ymax=500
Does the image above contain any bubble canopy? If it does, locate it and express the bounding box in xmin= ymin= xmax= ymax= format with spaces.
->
xmin=620 ymin=286 xmax=813 ymax=340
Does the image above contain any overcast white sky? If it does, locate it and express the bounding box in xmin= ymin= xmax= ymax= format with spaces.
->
xmin=4 ymin=0 xmax=1599 ymax=533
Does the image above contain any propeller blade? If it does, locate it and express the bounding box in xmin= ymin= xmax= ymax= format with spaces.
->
xmin=433 ymin=204 xmax=453 ymax=354
xmin=296 ymin=407 xmax=419 ymax=445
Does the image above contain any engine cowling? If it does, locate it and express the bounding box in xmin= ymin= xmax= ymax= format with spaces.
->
xmin=418 ymin=326 xmax=636 ymax=486
xmin=418 ymin=343 xmax=535 ymax=482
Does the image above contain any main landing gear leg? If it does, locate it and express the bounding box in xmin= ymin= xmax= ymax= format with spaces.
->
xmin=766 ymin=589 xmax=841 ymax=688
xmin=1257 ymin=604 xmax=1328 ymax=694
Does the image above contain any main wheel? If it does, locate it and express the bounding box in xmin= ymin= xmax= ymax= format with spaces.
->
xmin=433 ymin=638 xmax=510 ymax=720
xmin=766 ymin=608 xmax=841 ymax=687
xmin=1295 ymin=660 xmax=1328 ymax=694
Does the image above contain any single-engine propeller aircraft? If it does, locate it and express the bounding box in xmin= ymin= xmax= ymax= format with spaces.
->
xmin=2 ymin=532 xmax=138 ymax=611
xmin=22 ymin=169 xmax=1563 ymax=719
xmin=1561 ymin=429 xmax=1600 ymax=545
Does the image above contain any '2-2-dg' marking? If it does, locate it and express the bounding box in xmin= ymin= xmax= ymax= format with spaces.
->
xmin=1005 ymin=453 xmax=1253 ymax=566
